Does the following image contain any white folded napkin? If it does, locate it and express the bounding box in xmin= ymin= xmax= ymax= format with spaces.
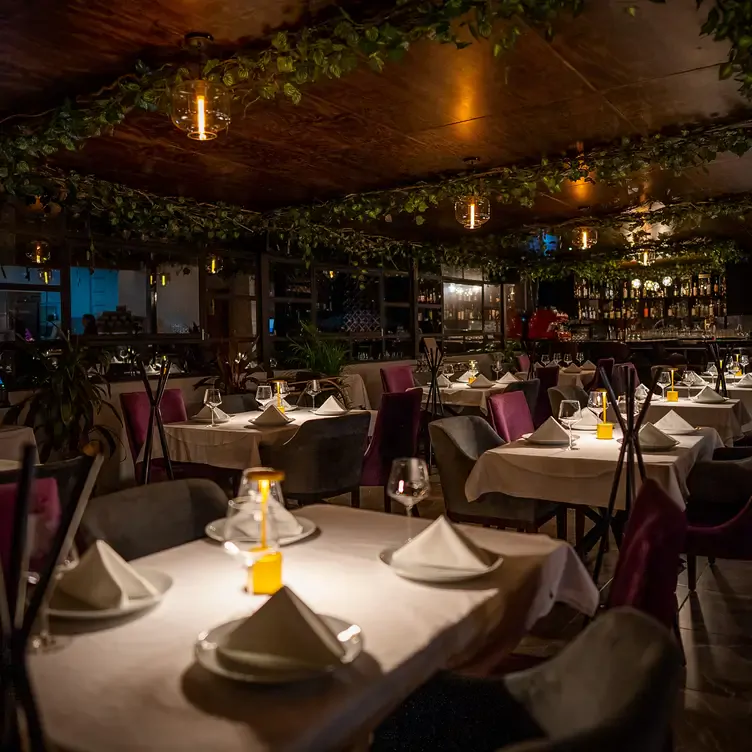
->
xmin=654 ymin=410 xmax=695 ymax=435
xmin=580 ymin=360 xmax=596 ymax=370
xmin=234 ymin=497 xmax=303 ymax=539
xmin=574 ymin=408 xmax=599 ymax=428
xmin=694 ymin=386 xmax=725 ymax=404
xmin=436 ymin=374 xmax=452 ymax=388
xmin=469 ymin=374 xmax=494 ymax=389
xmin=218 ymin=586 xmax=345 ymax=671
xmin=391 ymin=516 xmax=494 ymax=572
xmin=529 ymin=416 xmax=569 ymax=443
xmin=562 ymin=364 xmax=581 ymax=374
xmin=737 ymin=373 xmax=752 ymax=388
xmin=316 ymin=395 xmax=346 ymax=414
xmin=684 ymin=371 xmax=706 ymax=386
xmin=638 ymin=422 xmax=677 ymax=450
xmin=253 ymin=404 xmax=291 ymax=426
xmin=634 ymin=384 xmax=650 ymax=401
xmin=194 ymin=404 xmax=230 ymax=421
xmin=496 ymin=372 xmax=518 ymax=385
xmin=456 ymin=370 xmax=472 ymax=384
xmin=56 ymin=540 xmax=158 ymax=610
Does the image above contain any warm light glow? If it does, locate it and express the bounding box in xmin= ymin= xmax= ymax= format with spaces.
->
xmin=631 ymin=278 xmax=642 ymax=289
xmin=171 ymin=79 xmax=231 ymax=141
xmin=455 ymin=195 xmax=490 ymax=230
xmin=206 ymin=254 xmax=223 ymax=275
xmin=571 ymin=227 xmax=598 ymax=250
xmin=39 ymin=269 xmax=52 ymax=285
xmin=196 ymin=95 xmax=206 ymax=140
xmin=662 ymin=276 xmax=673 ymax=287
xmin=642 ymin=251 xmax=650 ymax=266
xmin=469 ymin=202 xmax=476 ymax=229
xmin=26 ymin=240 xmax=50 ymax=265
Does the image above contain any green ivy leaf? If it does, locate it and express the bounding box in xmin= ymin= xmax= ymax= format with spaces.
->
xmin=283 ymin=83 xmax=302 ymax=104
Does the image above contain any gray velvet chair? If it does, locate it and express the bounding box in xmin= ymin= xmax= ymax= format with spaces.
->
xmin=220 ymin=393 xmax=258 ymax=414
xmin=259 ymin=412 xmax=370 ymax=506
xmin=687 ymin=452 xmax=752 ymax=510
xmin=429 ymin=416 xmax=564 ymax=535
xmin=503 ymin=378 xmax=540 ymax=419
xmin=547 ymin=385 xmax=588 ymax=418
xmin=79 ymin=479 xmax=228 ymax=561
xmin=372 ymin=608 xmax=682 ymax=752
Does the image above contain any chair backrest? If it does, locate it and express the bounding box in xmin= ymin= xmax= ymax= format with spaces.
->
xmin=380 ymin=366 xmax=415 ymax=394
xmin=120 ymin=388 xmax=188 ymax=464
xmin=361 ymin=390 xmax=422 ymax=487
xmin=429 ymin=417 xmax=503 ymax=515
xmin=548 ymin=385 xmax=588 ymax=420
xmin=611 ymin=362 xmax=640 ymax=397
xmin=80 ymin=478 xmax=227 ymax=561
xmin=517 ymin=353 xmax=531 ymax=375
xmin=503 ymin=608 xmax=682 ymax=752
xmin=504 ymin=378 xmax=540 ymax=418
xmin=260 ymin=413 xmax=371 ymax=499
xmin=220 ymin=393 xmax=258 ymax=414
xmin=589 ymin=357 xmax=616 ymax=392
xmin=608 ymin=479 xmax=687 ymax=628
xmin=488 ymin=391 xmax=534 ymax=443
xmin=533 ymin=366 xmax=559 ymax=427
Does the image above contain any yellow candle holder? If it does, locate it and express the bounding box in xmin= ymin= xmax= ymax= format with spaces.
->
xmin=666 ymin=390 xmax=679 ymax=402
xmin=243 ymin=470 xmax=284 ymax=596
xmin=596 ymin=422 xmax=614 ymax=440
xmin=274 ymin=381 xmax=285 ymax=413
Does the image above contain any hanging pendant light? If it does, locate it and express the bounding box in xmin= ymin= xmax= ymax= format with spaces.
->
xmin=170 ymin=33 xmax=231 ymax=141
xmin=454 ymin=195 xmax=490 ymax=230
xmin=571 ymin=227 xmax=598 ymax=250
xmin=27 ymin=240 xmax=50 ymax=265
xmin=150 ymin=272 xmax=170 ymax=288
xmin=206 ymin=253 xmax=223 ymax=275
xmin=38 ymin=269 xmax=53 ymax=285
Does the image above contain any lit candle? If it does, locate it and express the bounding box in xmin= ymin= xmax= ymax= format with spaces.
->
xmin=581 ymin=230 xmax=588 ymax=249
xmin=196 ymin=94 xmax=207 ymax=141
xmin=258 ymin=479 xmax=269 ymax=549
xmin=469 ymin=202 xmax=476 ymax=230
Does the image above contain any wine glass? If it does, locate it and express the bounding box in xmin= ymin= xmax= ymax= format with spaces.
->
xmin=541 ymin=354 xmax=551 ymax=366
xmin=587 ymin=390 xmax=605 ymax=422
xmin=564 ymin=353 xmax=573 ymax=367
xmin=306 ymin=379 xmax=322 ymax=410
xmin=741 ymin=354 xmax=749 ymax=372
xmin=558 ymin=400 xmax=581 ymax=451
xmin=553 ymin=353 xmax=562 ymax=366
xmin=442 ymin=363 xmax=454 ymax=379
xmin=256 ymin=384 xmax=272 ymax=409
xmin=387 ymin=458 xmax=430 ymax=540
xmin=204 ymin=388 xmax=222 ymax=427
xmin=657 ymin=371 xmax=671 ymax=400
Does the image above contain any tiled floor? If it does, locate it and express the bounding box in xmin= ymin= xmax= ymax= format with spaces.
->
xmin=330 ymin=479 xmax=752 ymax=749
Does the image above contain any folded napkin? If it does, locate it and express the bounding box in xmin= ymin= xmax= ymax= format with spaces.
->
xmin=496 ymin=372 xmax=518 ymax=385
xmin=194 ymin=405 xmax=230 ymax=421
xmin=684 ymin=371 xmax=706 ymax=386
xmin=580 ymin=360 xmax=596 ymax=370
xmin=232 ymin=497 xmax=304 ymax=539
xmin=456 ymin=370 xmax=473 ymax=384
xmin=391 ymin=516 xmax=494 ymax=572
xmin=574 ymin=408 xmax=599 ymax=428
xmin=529 ymin=415 xmax=569 ymax=443
xmin=436 ymin=374 xmax=452 ymax=388
xmin=56 ymin=540 xmax=158 ymax=610
xmin=634 ymin=383 xmax=650 ymax=401
xmin=654 ymin=410 xmax=695 ymax=435
xmin=562 ymin=363 xmax=581 ymax=374
xmin=638 ymin=422 xmax=677 ymax=450
xmin=694 ymin=386 xmax=725 ymax=404
xmin=737 ymin=373 xmax=752 ymax=388
xmin=253 ymin=404 xmax=291 ymax=426
xmin=469 ymin=374 xmax=494 ymax=389
xmin=316 ymin=395 xmax=346 ymax=414
xmin=218 ymin=586 xmax=345 ymax=671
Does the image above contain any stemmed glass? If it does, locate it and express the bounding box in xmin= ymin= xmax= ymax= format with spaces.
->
xmin=553 ymin=353 xmax=562 ymax=366
xmin=657 ymin=372 xmax=671 ymax=400
xmin=442 ymin=363 xmax=454 ymax=379
xmin=541 ymin=354 xmax=551 ymax=366
xmin=741 ymin=354 xmax=749 ymax=373
xmin=387 ymin=458 xmax=430 ymax=541
xmin=306 ymin=379 xmax=322 ymax=410
xmin=204 ymin=387 xmax=222 ymax=427
xmin=558 ymin=400 xmax=581 ymax=451
xmin=256 ymin=384 xmax=272 ymax=409
xmin=564 ymin=353 xmax=573 ymax=367
xmin=492 ymin=359 xmax=503 ymax=379
xmin=587 ymin=390 xmax=605 ymax=422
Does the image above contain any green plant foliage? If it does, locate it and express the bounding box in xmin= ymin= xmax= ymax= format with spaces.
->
xmin=288 ymin=322 xmax=349 ymax=377
xmin=2 ymin=335 xmax=120 ymax=462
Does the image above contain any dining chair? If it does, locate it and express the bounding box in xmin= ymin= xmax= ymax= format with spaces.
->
xmin=516 ymin=353 xmax=531 ymax=376
xmin=219 ymin=393 xmax=258 ymax=414
xmin=487 ymin=391 xmax=534 ymax=443
xmin=607 ymin=479 xmax=687 ymax=632
xmin=503 ymin=378 xmax=540 ymax=418
xmin=613 ymin=362 xmax=640 ymax=394
xmin=360 ymin=390 xmax=422 ymax=513
xmin=372 ymin=608 xmax=682 ymax=752
xmin=547 ymin=385 xmax=588 ymax=419
xmin=429 ymin=416 xmax=563 ymax=535
xmin=259 ymin=412 xmax=371 ymax=506
xmin=380 ymin=365 xmax=416 ymax=394
xmin=588 ymin=357 xmax=616 ymax=392
xmin=532 ymin=365 xmax=559 ymax=427
xmin=79 ymin=479 xmax=228 ymax=561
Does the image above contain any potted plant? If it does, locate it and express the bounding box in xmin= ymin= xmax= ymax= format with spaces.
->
xmin=2 ymin=335 xmax=120 ymax=462
xmin=195 ymin=339 xmax=260 ymax=394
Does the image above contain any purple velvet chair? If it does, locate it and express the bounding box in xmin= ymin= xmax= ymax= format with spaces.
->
xmin=516 ymin=353 xmax=531 ymax=376
xmin=612 ymin=362 xmax=640 ymax=396
xmin=589 ymin=357 xmax=616 ymax=392
xmin=0 ymin=478 xmax=60 ymax=581
xmin=380 ymin=366 xmax=415 ymax=395
xmin=608 ymin=478 xmax=687 ymax=631
xmin=487 ymin=391 xmax=534 ymax=443
xmin=360 ymin=390 xmax=422 ymax=513
xmin=532 ymin=365 xmax=559 ymax=427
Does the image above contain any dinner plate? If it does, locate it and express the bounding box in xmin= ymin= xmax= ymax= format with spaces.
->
xmin=195 ymin=615 xmax=362 ymax=683
xmin=312 ymin=408 xmax=349 ymax=416
xmin=520 ymin=432 xmax=572 ymax=446
xmin=190 ymin=416 xmax=230 ymax=425
xmin=572 ymin=422 xmax=597 ymax=431
xmin=205 ymin=516 xmax=317 ymax=546
xmin=693 ymin=397 xmax=729 ymax=404
xmin=657 ymin=427 xmax=697 ymax=436
xmin=48 ymin=567 xmax=172 ymax=620
xmin=247 ymin=415 xmax=295 ymax=427
xmin=617 ymin=438 xmax=680 ymax=452
xmin=379 ymin=547 xmax=502 ymax=583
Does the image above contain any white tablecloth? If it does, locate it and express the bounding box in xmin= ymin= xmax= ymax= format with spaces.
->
xmin=30 ymin=506 xmax=598 ymax=752
xmin=466 ymin=427 xmax=721 ymax=511
xmin=422 ymin=382 xmax=509 ymax=414
xmin=163 ymin=410 xmax=376 ymax=470
xmin=0 ymin=425 xmax=37 ymax=463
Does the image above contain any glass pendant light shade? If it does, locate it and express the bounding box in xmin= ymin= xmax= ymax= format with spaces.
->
xmin=171 ymin=79 xmax=231 ymax=141
xmin=571 ymin=227 xmax=598 ymax=250
xmin=39 ymin=269 xmax=53 ymax=285
xmin=206 ymin=254 xmax=223 ymax=275
xmin=454 ymin=195 xmax=490 ymax=230
xmin=27 ymin=239 xmax=50 ymax=265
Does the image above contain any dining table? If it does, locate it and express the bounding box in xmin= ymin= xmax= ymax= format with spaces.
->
xmin=421 ymin=381 xmax=509 ymax=414
xmin=0 ymin=425 xmax=38 ymax=463
xmin=159 ymin=409 xmax=377 ymax=470
xmin=30 ymin=505 xmax=598 ymax=752
xmin=466 ymin=426 xmax=722 ymax=511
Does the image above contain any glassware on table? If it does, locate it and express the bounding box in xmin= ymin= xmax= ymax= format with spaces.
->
xmin=203 ymin=387 xmax=222 ymax=427
xmin=224 ymin=468 xmax=286 ymax=595
xmin=553 ymin=353 xmax=562 ymax=366
xmin=657 ymin=372 xmax=671 ymax=400
xmin=564 ymin=353 xmax=573 ymax=366
xmin=256 ymin=384 xmax=273 ymax=408
xmin=306 ymin=379 xmax=322 ymax=410
xmin=588 ymin=389 xmax=612 ymax=439
xmin=742 ymin=354 xmax=750 ymax=372
xmin=442 ymin=363 xmax=454 ymax=379
xmin=492 ymin=359 xmax=503 ymax=379
xmin=558 ymin=400 xmax=581 ymax=451
xmin=541 ymin=354 xmax=551 ymax=366
xmin=387 ymin=458 xmax=430 ymax=541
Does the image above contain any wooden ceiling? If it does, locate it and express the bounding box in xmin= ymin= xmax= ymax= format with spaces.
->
xmin=2 ymin=0 xmax=752 ymax=239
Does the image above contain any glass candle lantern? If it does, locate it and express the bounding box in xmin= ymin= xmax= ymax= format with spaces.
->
xmin=454 ymin=195 xmax=490 ymax=230
xmin=589 ymin=389 xmax=613 ymax=440
xmin=666 ymin=368 xmax=679 ymax=402
xmin=170 ymin=79 xmax=231 ymax=141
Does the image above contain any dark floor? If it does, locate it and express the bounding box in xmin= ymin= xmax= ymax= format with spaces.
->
xmin=330 ymin=479 xmax=752 ymax=749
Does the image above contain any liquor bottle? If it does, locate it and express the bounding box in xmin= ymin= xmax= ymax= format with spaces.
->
xmin=692 ymin=279 xmax=698 ymax=296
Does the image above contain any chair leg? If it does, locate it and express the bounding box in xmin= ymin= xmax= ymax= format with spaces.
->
xmin=575 ymin=509 xmax=585 ymax=545
xmin=351 ymin=487 xmax=361 ymax=509
xmin=411 ymin=506 xmax=420 ymax=518
xmin=383 ymin=487 xmax=391 ymax=514
xmin=672 ymin=607 xmax=686 ymax=666
xmin=687 ymin=554 xmax=697 ymax=592
xmin=555 ymin=507 xmax=567 ymax=541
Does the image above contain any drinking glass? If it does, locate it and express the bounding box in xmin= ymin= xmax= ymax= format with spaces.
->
xmin=387 ymin=458 xmax=430 ymax=540
xmin=587 ymin=390 xmax=605 ymax=422
xmin=553 ymin=353 xmax=562 ymax=366
xmin=657 ymin=372 xmax=671 ymax=400
xmin=306 ymin=379 xmax=322 ymax=410
xmin=223 ymin=497 xmax=280 ymax=576
xmin=492 ymin=359 xmax=503 ymax=379
xmin=204 ymin=387 xmax=222 ymax=427
xmin=742 ymin=354 xmax=749 ymax=372
xmin=541 ymin=354 xmax=551 ymax=366
xmin=256 ymin=384 xmax=272 ymax=408
xmin=564 ymin=353 xmax=573 ymax=366
xmin=558 ymin=400 xmax=581 ymax=451
xmin=442 ymin=363 xmax=454 ymax=378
